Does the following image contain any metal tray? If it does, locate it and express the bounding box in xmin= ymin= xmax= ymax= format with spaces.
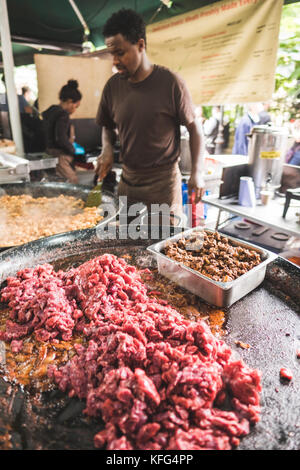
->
xmin=147 ymin=227 xmax=277 ymax=307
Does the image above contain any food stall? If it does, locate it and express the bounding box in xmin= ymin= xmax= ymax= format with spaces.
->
xmin=0 ymin=0 xmax=300 ymax=453
xmin=0 ymin=156 xmax=299 ymax=451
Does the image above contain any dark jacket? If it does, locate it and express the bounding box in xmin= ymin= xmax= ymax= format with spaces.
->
xmin=42 ymin=105 xmax=74 ymax=156
xmin=232 ymin=113 xmax=255 ymax=155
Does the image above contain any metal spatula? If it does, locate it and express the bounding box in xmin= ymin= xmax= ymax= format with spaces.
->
xmin=85 ymin=178 xmax=102 ymax=207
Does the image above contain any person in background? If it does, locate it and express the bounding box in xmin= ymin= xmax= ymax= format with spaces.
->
xmin=222 ymin=118 xmax=230 ymax=152
xmin=22 ymin=86 xmax=41 ymax=118
xmin=21 ymin=86 xmax=32 ymax=103
xmin=0 ymin=75 xmax=40 ymax=147
xmin=42 ymin=79 xmax=82 ymax=184
xmin=232 ymin=103 xmax=263 ymax=156
xmin=95 ymin=9 xmax=205 ymax=219
xmin=203 ymin=106 xmax=221 ymax=154
xmin=20 ymin=86 xmax=34 ymax=114
xmin=285 ymin=119 xmax=300 ymax=166
xmin=0 ymin=75 xmax=32 ymax=114
xmin=18 ymin=86 xmax=32 ymax=114
xmin=195 ymin=105 xmax=206 ymax=126
xmin=33 ymin=97 xmax=39 ymax=111
xmin=258 ymin=102 xmax=272 ymax=125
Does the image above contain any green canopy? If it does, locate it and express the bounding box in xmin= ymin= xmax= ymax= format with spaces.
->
xmin=1 ymin=0 xmax=299 ymax=67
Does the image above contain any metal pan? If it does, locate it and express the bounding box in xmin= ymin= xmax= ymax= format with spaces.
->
xmin=0 ymin=182 xmax=120 ymax=252
xmin=147 ymin=227 xmax=277 ymax=307
xmin=0 ymin=230 xmax=300 ymax=449
xmin=0 ymin=227 xmax=153 ymax=283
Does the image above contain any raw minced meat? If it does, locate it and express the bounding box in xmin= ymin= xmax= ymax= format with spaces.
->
xmin=280 ymin=368 xmax=293 ymax=381
xmin=1 ymin=254 xmax=262 ymax=450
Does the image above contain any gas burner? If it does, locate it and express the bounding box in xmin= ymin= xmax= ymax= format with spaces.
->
xmin=271 ymin=232 xmax=289 ymax=241
xmin=234 ymin=222 xmax=251 ymax=230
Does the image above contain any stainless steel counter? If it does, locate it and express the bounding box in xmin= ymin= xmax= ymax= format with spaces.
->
xmin=202 ymin=194 xmax=300 ymax=238
xmin=25 ymin=153 xmax=58 ymax=171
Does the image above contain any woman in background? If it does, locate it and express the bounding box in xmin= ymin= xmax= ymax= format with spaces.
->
xmin=232 ymin=103 xmax=262 ymax=156
xmin=285 ymin=119 xmax=300 ymax=166
xmin=43 ymin=79 xmax=82 ymax=183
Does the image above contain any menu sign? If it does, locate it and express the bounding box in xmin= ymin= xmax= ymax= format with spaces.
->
xmin=147 ymin=0 xmax=283 ymax=105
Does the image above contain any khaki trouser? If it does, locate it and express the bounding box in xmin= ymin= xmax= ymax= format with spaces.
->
xmin=46 ymin=148 xmax=78 ymax=184
xmin=118 ymin=162 xmax=183 ymax=221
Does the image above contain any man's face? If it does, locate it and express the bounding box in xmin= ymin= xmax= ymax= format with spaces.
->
xmin=105 ymin=33 xmax=144 ymax=79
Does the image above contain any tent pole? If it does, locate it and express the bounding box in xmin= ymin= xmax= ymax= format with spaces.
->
xmin=0 ymin=0 xmax=24 ymax=156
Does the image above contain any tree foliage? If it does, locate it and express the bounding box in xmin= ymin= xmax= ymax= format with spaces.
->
xmin=273 ymin=3 xmax=300 ymax=119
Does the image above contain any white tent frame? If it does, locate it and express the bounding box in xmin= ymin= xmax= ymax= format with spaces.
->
xmin=0 ymin=0 xmax=24 ymax=155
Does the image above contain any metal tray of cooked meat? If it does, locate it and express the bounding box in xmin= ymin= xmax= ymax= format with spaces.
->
xmin=0 ymin=182 xmax=120 ymax=252
xmin=147 ymin=227 xmax=278 ymax=307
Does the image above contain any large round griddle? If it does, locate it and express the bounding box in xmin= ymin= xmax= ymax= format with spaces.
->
xmin=0 ymin=182 xmax=120 ymax=252
xmin=0 ymin=229 xmax=300 ymax=450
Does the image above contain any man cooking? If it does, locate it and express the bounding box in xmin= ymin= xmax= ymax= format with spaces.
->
xmin=95 ymin=9 xmax=205 ymax=221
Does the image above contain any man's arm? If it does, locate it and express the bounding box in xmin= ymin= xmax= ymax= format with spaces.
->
xmin=95 ymin=127 xmax=115 ymax=181
xmin=186 ymin=119 xmax=206 ymax=203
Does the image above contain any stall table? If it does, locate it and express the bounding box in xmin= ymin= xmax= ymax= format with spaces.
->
xmin=202 ymin=194 xmax=300 ymax=239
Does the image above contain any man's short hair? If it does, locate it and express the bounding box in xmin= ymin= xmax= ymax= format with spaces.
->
xmin=103 ymin=9 xmax=146 ymax=46
xmin=22 ymin=86 xmax=29 ymax=95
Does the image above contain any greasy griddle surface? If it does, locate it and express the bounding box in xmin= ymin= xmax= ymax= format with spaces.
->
xmin=226 ymin=259 xmax=300 ymax=450
xmin=0 ymin=239 xmax=300 ymax=450
xmin=226 ymin=287 xmax=300 ymax=450
xmin=0 ymin=243 xmax=225 ymax=450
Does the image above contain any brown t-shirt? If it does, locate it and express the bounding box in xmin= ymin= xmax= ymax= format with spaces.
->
xmin=96 ymin=65 xmax=195 ymax=169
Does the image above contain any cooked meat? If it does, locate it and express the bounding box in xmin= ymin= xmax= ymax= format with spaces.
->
xmin=164 ymin=231 xmax=261 ymax=282
xmin=235 ymin=341 xmax=251 ymax=350
xmin=0 ymin=194 xmax=102 ymax=247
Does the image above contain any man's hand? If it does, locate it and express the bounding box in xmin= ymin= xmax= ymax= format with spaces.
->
xmin=188 ymin=172 xmax=205 ymax=204
xmin=95 ymin=150 xmax=114 ymax=181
